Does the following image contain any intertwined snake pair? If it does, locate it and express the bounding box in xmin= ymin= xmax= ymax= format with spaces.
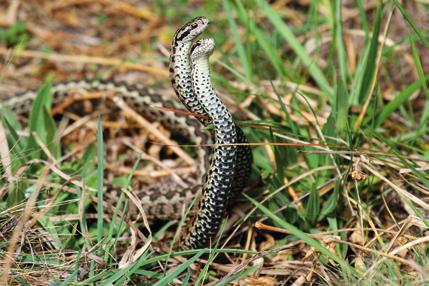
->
xmin=1 ymin=17 xmax=252 ymax=249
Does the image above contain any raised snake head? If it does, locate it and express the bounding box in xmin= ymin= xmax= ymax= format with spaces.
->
xmin=173 ymin=16 xmax=209 ymax=44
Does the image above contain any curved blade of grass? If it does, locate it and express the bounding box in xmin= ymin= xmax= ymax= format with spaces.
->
xmin=1 ymin=105 xmax=27 ymax=170
xmin=319 ymin=179 xmax=340 ymax=221
xmin=60 ymin=250 xmax=82 ymax=285
xmin=97 ymin=115 xmax=104 ymax=252
xmin=252 ymin=24 xmax=289 ymax=80
xmin=28 ymin=81 xmax=52 ymax=126
xmin=334 ymin=0 xmax=347 ymax=84
xmin=244 ymin=194 xmax=355 ymax=275
xmin=215 ymin=265 xmax=259 ymax=286
xmin=409 ymin=35 xmax=428 ymax=99
xmin=357 ymin=2 xmax=382 ymax=104
xmin=182 ymin=269 xmax=191 ymax=285
xmin=392 ymin=0 xmax=429 ymax=48
xmin=409 ymin=34 xmax=429 ymax=127
xmin=0 ymin=107 xmax=23 ymax=131
xmin=104 ymin=193 xmax=126 ymax=261
xmin=223 ymin=0 xmax=252 ymax=83
xmin=234 ymin=0 xmax=290 ymax=80
xmin=132 ymin=248 xmax=256 ymax=269
xmin=28 ymin=82 xmax=52 ymax=158
xmin=42 ymin=106 xmax=60 ymax=159
xmin=94 ymin=252 xmax=151 ymax=285
xmin=15 ymin=276 xmax=31 ymax=286
xmin=216 ymin=60 xmax=252 ymax=87
xmin=349 ymin=46 xmax=369 ymax=105
xmin=1 ymin=115 xmax=27 ymax=165
xmin=152 ymin=250 xmax=204 ymax=286
xmin=194 ymin=221 xmax=228 ymax=285
xmin=337 ymin=78 xmax=349 ymax=132
xmin=355 ymin=0 xmax=369 ymax=41
xmin=256 ymin=0 xmax=334 ymax=102
xmin=376 ymin=75 xmax=429 ymax=126
xmin=305 ymin=186 xmax=321 ymax=225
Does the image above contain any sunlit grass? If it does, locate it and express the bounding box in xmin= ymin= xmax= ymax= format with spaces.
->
xmin=0 ymin=0 xmax=428 ymax=284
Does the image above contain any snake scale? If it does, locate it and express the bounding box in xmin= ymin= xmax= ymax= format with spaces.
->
xmin=1 ymin=17 xmax=252 ymax=249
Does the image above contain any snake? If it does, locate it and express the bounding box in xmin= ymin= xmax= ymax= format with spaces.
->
xmin=0 ymin=16 xmax=252 ymax=249
xmin=170 ymin=17 xmax=252 ymax=203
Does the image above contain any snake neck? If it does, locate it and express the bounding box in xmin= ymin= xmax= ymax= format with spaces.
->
xmin=169 ymin=41 xmax=192 ymax=101
xmin=191 ymin=56 xmax=236 ymax=144
xmin=170 ymin=43 xmax=211 ymax=126
xmin=183 ymin=52 xmax=237 ymax=249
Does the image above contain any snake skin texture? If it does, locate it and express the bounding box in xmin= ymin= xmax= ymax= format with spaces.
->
xmin=1 ymin=80 xmax=212 ymax=220
xmin=170 ymin=17 xmax=252 ymax=207
xmin=2 ymin=17 xmax=252 ymax=249
xmin=183 ymin=39 xmax=237 ymax=248
xmin=169 ymin=16 xmax=211 ymax=126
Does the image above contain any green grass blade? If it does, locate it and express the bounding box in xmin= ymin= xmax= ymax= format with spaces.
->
xmin=349 ymin=46 xmax=369 ymax=105
xmin=355 ymin=0 xmax=369 ymax=41
xmin=96 ymin=115 xmax=104 ymax=253
xmin=1 ymin=114 xmax=27 ymax=165
xmin=130 ymin=249 xmax=255 ymax=269
xmin=223 ymin=0 xmax=252 ymax=83
xmin=392 ymin=0 xmax=429 ymax=47
xmin=335 ymin=77 xmax=349 ymax=132
xmin=152 ymin=250 xmax=204 ymax=286
xmin=14 ymin=276 xmax=31 ymax=286
xmin=182 ymin=269 xmax=191 ymax=286
xmin=42 ymin=106 xmax=60 ymax=159
xmin=95 ymin=253 xmax=150 ymax=285
xmin=0 ymin=106 xmax=23 ymax=132
xmin=377 ymin=75 xmax=429 ymax=126
xmin=28 ymin=81 xmax=52 ymax=130
xmin=244 ymin=194 xmax=355 ymax=275
xmin=28 ymin=81 xmax=52 ymax=158
xmin=334 ymin=0 xmax=348 ymax=84
xmin=60 ymin=250 xmax=82 ymax=285
xmin=216 ymin=60 xmax=252 ymax=87
xmin=409 ymin=37 xmax=428 ymax=99
xmin=253 ymin=26 xmax=289 ymax=79
xmin=194 ymin=222 xmax=227 ymax=285
xmin=408 ymin=34 xmax=429 ymax=127
xmin=234 ymin=0 xmax=288 ymax=80
xmin=215 ymin=265 xmax=259 ymax=286
xmin=256 ymin=0 xmax=334 ymax=102
xmin=357 ymin=2 xmax=382 ymax=103
xmin=318 ymin=179 xmax=340 ymax=221
xmin=104 ymin=193 xmax=125 ymax=262
xmin=305 ymin=186 xmax=321 ymax=225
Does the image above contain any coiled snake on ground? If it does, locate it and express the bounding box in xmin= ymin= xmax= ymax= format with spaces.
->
xmin=1 ymin=17 xmax=252 ymax=249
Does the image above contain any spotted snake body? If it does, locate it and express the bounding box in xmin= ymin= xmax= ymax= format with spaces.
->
xmin=1 ymin=17 xmax=252 ymax=249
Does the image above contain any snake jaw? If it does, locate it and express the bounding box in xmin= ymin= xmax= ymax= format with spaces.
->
xmin=190 ymin=38 xmax=215 ymax=60
xmin=170 ymin=16 xmax=212 ymax=127
xmin=173 ymin=16 xmax=209 ymax=44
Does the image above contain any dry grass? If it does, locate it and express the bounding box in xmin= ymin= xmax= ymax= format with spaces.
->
xmin=0 ymin=0 xmax=428 ymax=285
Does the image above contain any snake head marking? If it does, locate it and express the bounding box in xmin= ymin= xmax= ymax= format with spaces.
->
xmin=173 ymin=16 xmax=209 ymax=44
xmin=190 ymin=38 xmax=215 ymax=60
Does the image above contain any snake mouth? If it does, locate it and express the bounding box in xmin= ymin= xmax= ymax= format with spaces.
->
xmin=190 ymin=38 xmax=215 ymax=59
xmin=174 ymin=16 xmax=209 ymax=43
